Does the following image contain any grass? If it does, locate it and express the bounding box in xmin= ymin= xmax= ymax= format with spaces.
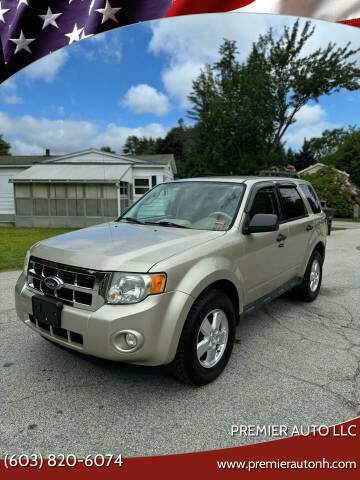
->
xmin=332 ymin=227 xmax=347 ymax=231
xmin=334 ymin=218 xmax=360 ymax=223
xmin=0 ymin=227 xmax=75 ymax=272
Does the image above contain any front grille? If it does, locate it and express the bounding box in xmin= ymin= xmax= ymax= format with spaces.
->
xmin=29 ymin=314 xmax=83 ymax=345
xmin=27 ymin=257 xmax=109 ymax=311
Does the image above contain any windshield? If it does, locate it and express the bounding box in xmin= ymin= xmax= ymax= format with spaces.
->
xmin=119 ymin=181 xmax=245 ymax=231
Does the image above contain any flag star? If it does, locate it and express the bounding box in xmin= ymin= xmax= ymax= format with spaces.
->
xmin=65 ymin=23 xmax=84 ymax=45
xmin=0 ymin=2 xmax=10 ymax=23
xmin=17 ymin=0 xmax=28 ymax=9
xmin=80 ymin=29 xmax=93 ymax=40
xmin=39 ymin=7 xmax=62 ymax=30
xmin=10 ymin=30 xmax=35 ymax=54
xmin=89 ymin=0 xmax=95 ymax=15
xmin=96 ymin=0 xmax=121 ymax=24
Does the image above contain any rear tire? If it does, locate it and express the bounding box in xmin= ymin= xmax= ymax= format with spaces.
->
xmin=292 ymin=250 xmax=323 ymax=302
xmin=171 ymin=289 xmax=236 ymax=386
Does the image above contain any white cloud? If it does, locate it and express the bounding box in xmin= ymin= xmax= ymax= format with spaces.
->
xmin=56 ymin=106 xmax=65 ymax=116
xmin=285 ymin=105 xmax=339 ymax=147
xmin=162 ymin=62 xmax=203 ymax=108
xmin=0 ymin=78 xmax=23 ymax=104
xmin=75 ymin=30 xmax=123 ymax=62
xmin=23 ymin=49 xmax=69 ymax=82
xmin=0 ymin=112 xmax=96 ymax=154
xmin=294 ymin=104 xmax=326 ymax=126
xmin=3 ymin=94 xmax=23 ymax=105
xmin=0 ymin=111 xmax=167 ymax=155
xmin=92 ymin=123 xmax=168 ymax=151
xmin=123 ymin=84 xmax=170 ymax=115
xmin=285 ymin=121 xmax=340 ymax=147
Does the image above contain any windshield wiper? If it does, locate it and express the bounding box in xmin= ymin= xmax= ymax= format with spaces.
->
xmin=120 ymin=217 xmax=145 ymax=225
xmin=145 ymin=221 xmax=189 ymax=229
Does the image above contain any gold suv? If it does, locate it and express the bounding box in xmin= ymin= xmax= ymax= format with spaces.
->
xmin=15 ymin=177 xmax=327 ymax=385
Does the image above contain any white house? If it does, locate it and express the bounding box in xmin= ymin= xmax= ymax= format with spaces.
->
xmin=298 ymin=163 xmax=350 ymax=177
xmin=0 ymin=148 xmax=176 ymax=227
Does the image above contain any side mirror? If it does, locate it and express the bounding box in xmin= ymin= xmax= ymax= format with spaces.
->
xmin=243 ymin=214 xmax=279 ymax=234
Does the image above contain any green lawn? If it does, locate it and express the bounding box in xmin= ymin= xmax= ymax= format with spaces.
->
xmin=0 ymin=227 xmax=75 ymax=272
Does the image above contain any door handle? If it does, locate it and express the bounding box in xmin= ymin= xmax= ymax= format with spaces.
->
xmin=276 ymin=233 xmax=287 ymax=242
xmin=306 ymin=225 xmax=314 ymax=231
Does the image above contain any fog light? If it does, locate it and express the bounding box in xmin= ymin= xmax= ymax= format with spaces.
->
xmin=125 ymin=332 xmax=137 ymax=348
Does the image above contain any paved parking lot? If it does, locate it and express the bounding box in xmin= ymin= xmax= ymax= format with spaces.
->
xmin=0 ymin=229 xmax=359 ymax=457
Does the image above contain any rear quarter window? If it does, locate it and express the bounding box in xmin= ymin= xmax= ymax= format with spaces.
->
xmin=299 ymin=184 xmax=322 ymax=214
xmin=278 ymin=187 xmax=307 ymax=221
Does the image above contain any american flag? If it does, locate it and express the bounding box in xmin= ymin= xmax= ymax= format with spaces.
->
xmin=1 ymin=0 xmax=360 ymax=84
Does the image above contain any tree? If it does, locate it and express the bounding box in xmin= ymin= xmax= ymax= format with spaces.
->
xmin=293 ymin=140 xmax=316 ymax=171
xmin=325 ymin=127 xmax=360 ymax=187
xmin=187 ymin=20 xmax=360 ymax=175
xmin=258 ymin=20 xmax=360 ymax=153
xmin=156 ymin=119 xmax=195 ymax=177
xmin=301 ymin=165 xmax=359 ymax=217
xmin=100 ymin=146 xmax=116 ymax=154
xmin=122 ymin=135 xmax=160 ymax=155
xmin=0 ymin=134 xmax=11 ymax=155
xmin=305 ymin=128 xmax=347 ymax=161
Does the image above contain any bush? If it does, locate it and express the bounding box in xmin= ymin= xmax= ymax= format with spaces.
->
xmin=301 ymin=165 xmax=359 ymax=218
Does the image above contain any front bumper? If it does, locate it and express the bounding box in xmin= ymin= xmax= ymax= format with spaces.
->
xmin=15 ymin=273 xmax=193 ymax=366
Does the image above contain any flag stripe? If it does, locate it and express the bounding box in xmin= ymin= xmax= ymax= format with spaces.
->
xmin=0 ymin=0 xmax=360 ymax=85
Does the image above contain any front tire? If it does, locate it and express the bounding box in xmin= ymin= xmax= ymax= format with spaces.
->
xmin=292 ymin=250 xmax=323 ymax=302
xmin=172 ymin=289 xmax=236 ymax=386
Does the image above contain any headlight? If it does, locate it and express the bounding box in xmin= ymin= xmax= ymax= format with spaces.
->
xmin=106 ymin=272 xmax=166 ymax=305
xmin=23 ymin=249 xmax=31 ymax=277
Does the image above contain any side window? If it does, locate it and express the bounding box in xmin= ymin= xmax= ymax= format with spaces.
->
xmin=278 ymin=187 xmax=306 ymax=221
xmin=300 ymin=185 xmax=322 ymax=214
xmin=249 ymin=188 xmax=279 ymax=220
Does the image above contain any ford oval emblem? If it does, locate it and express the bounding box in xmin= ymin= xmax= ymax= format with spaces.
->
xmin=44 ymin=276 xmax=63 ymax=291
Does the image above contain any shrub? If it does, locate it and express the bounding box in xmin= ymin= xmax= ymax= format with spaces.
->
xmin=301 ymin=165 xmax=359 ymax=218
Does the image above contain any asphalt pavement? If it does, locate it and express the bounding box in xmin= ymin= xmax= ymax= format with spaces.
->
xmin=0 ymin=229 xmax=359 ymax=457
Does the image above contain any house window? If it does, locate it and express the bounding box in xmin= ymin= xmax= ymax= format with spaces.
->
xmin=15 ymin=183 xmax=33 ymax=216
xmin=50 ymin=183 xmax=67 ymax=216
xmin=134 ymin=178 xmax=150 ymax=195
xmin=151 ymin=176 xmax=157 ymax=188
xmin=85 ymin=184 xmax=102 ymax=217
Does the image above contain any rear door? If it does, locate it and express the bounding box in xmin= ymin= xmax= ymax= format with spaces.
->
xmin=277 ymin=184 xmax=311 ymax=277
xmin=299 ymin=183 xmax=327 ymax=238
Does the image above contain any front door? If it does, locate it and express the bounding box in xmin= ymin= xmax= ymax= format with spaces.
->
xmin=239 ymin=185 xmax=293 ymax=305
xmin=277 ymin=185 xmax=311 ymax=276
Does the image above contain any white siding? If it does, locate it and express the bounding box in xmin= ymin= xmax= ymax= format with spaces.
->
xmin=0 ymin=167 xmax=26 ymax=214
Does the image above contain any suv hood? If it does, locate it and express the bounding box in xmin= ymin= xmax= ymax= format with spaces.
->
xmin=31 ymin=222 xmax=225 ymax=272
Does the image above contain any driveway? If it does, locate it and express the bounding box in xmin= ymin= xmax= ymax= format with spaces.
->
xmin=1 ymin=229 xmax=359 ymax=457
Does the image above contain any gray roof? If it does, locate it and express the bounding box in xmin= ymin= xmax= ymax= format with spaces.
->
xmin=0 ymin=155 xmax=57 ymax=166
xmin=9 ymin=163 xmax=131 ymax=183
xmin=128 ymin=154 xmax=174 ymax=165
xmin=0 ymin=152 xmax=175 ymax=167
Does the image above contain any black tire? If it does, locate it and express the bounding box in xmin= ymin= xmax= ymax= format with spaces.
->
xmin=171 ymin=288 xmax=236 ymax=386
xmin=292 ymin=250 xmax=323 ymax=302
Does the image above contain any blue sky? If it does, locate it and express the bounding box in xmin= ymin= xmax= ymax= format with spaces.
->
xmin=1 ymin=12 xmax=360 ymax=155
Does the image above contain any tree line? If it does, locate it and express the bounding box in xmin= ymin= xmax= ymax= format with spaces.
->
xmin=122 ymin=20 xmax=360 ymax=185
xmin=2 ymin=20 xmax=360 ymax=188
